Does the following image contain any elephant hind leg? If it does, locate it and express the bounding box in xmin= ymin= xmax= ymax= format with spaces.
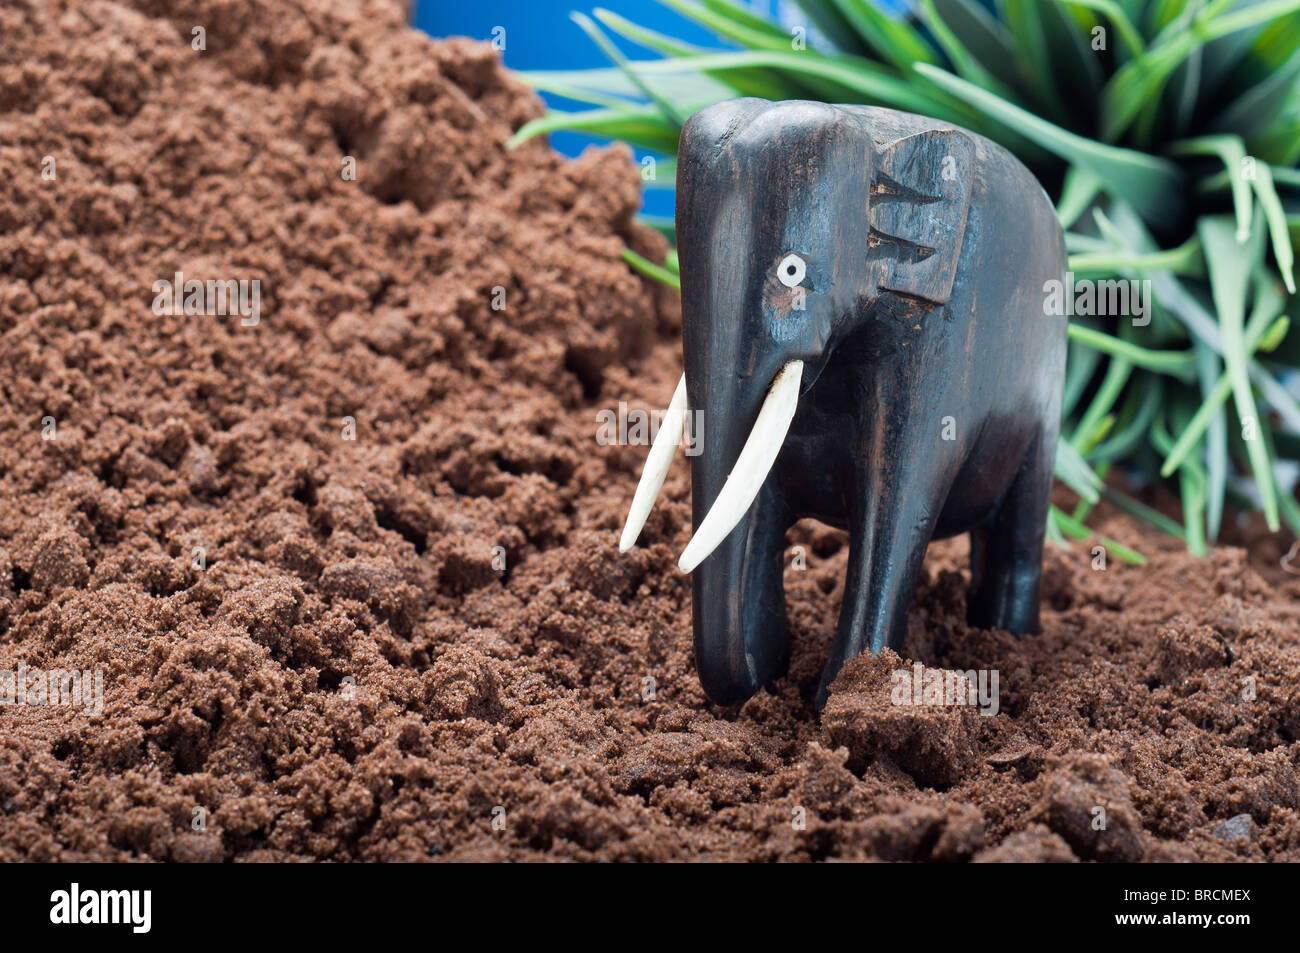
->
xmin=966 ymin=430 xmax=1054 ymax=635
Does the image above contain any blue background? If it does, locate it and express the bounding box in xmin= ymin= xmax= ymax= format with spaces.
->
xmin=414 ymin=1 xmax=774 ymax=218
xmin=413 ymin=1 xmax=908 ymax=217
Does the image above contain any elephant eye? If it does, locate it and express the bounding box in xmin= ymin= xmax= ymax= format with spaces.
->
xmin=776 ymin=253 xmax=806 ymax=289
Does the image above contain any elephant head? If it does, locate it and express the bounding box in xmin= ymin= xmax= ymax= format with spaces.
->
xmin=620 ymin=99 xmax=977 ymax=704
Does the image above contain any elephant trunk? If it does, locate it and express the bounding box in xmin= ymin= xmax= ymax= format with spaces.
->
xmin=684 ymin=356 xmax=797 ymax=705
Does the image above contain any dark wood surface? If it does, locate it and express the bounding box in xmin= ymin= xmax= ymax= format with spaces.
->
xmin=674 ymin=98 xmax=1068 ymax=707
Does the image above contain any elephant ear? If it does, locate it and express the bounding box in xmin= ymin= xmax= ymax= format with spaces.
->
xmin=868 ymin=129 xmax=975 ymax=305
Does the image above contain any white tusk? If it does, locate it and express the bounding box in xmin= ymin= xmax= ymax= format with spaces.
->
xmin=677 ymin=360 xmax=803 ymax=574
xmin=619 ymin=375 xmax=688 ymax=552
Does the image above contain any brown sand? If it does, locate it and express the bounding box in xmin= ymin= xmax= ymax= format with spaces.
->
xmin=1 ymin=0 xmax=1298 ymax=862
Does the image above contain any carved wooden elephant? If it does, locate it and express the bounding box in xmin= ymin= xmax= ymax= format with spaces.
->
xmin=622 ymin=99 xmax=1068 ymax=707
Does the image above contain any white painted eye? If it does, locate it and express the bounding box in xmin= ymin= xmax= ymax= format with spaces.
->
xmin=776 ymin=253 xmax=806 ymax=289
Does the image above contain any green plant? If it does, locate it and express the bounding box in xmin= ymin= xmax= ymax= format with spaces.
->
xmin=510 ymin=0 xmax=1300 ymax=561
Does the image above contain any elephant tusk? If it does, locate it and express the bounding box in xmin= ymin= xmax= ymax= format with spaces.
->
xmin=619 ymin=374 xmax=688 ymax=553
xmin=678 ymin=360 xmax=803 ymax=574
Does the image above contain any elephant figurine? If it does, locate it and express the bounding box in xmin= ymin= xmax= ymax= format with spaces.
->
xmin=620 ymin=98 xmax=1068 ymax=708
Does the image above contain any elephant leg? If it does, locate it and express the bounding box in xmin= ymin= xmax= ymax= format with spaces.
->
xmin=966 ymin=430 xmax=1053 ymax=634
xmin=814 ymin=454 xmax=946 ymax=708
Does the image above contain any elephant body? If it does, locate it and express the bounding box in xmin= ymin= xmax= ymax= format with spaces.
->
xmin=671 ymin=99 xmax=1068 ymax=706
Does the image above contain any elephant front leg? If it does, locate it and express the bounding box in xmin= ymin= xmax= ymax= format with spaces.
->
xmin=967 ymin=429 xmax=1054 ymax=634
xmin=814 ymin=452 xmax=947 ymax=708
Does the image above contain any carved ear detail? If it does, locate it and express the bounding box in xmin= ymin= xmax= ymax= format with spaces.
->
xmin=870 ymin=171 xmax=940 ymax=206
xmin=868 ymin=130 xmax=974 ymax=305
xmin=867 ymin=227 xmax=936 ymax=264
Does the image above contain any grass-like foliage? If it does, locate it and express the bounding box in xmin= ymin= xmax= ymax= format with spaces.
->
xmin=510 ymin=0 xmax=1300 ymax=561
